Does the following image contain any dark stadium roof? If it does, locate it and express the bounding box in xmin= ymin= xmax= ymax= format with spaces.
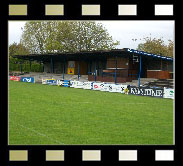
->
xmin=126 ymin=48 xmax=173 ymax=61
xmin=13 ymin=48 xmax=173 ymax=62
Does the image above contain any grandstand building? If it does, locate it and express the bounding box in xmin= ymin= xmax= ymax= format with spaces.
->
xmin=13 ymin=48 xmax=173 ymax=84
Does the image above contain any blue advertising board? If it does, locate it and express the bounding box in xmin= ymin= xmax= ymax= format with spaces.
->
xmin=63 ymin=80 xmax=70 ymax=87
xmin=46 ymin=79 xmax=57 ymax=85
xmin=21 ymin=77 xmax=35 ymax=83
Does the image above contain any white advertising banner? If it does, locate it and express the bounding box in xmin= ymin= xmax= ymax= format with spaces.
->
xmin=100 ymin=83 xmax=110 ymax=92
xmin=42 ymin=79 xmax=47 ymax=84
xmin=70 ymin=81 xmax=84 ymax=88
xmin=163 ymin=88 xmax=174 ymax=99
xmin=56 ymin=80 xmax=63 ymax=86
xmin=70 ymin=80 xmax=76 ymax=88
xmin=83 ymin=82 xmax=93 ymax=90
xmin=70 ymin=80 xmax=79 ymax=88
xmin=75 ymin=81 xmax=84 ymax=88
xmin=108 ymin=84 xmax=128 ymax=93
xmin=93 ymin=83 xmax=105 ymax=91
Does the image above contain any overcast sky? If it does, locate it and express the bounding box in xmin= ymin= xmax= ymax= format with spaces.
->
xmin=8 ymin=20 xmax=174 ymax=49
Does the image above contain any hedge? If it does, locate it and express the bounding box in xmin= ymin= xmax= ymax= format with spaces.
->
xmin=9 ymin=63 xmax=43 ymax=72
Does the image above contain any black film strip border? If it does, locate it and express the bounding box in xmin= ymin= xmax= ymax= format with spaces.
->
xmin=0 ymin=0 xmax=180 ymax=166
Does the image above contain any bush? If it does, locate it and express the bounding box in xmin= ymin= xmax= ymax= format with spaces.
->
xmin=9 ymin=63 xmax=43 ymax=72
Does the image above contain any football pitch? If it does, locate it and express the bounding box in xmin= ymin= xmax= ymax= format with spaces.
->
xmin=9 ymin=81 xmax=174 ymax=145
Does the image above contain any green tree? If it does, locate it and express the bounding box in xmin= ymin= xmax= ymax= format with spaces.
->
xmin=137 ymin=37 xmax=174 ymax=57
xmin=9 ymin=42 xmax=30 ymax=63
xmin=20 ymin=21 xmax=120 ymax=54
xmin=9 ymin=42 xmax=43 ymax=72
xmin=166 ymin=40 xmax=174 ymax=57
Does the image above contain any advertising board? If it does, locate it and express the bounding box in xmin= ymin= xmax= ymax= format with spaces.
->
xmin=56 ymin=80 xmax=64 ymax=86
xmin=74 ymin=81 xmax=84 ymax=88
xmin=21 ymin=77 xmax=35 ymax=83
xmin=9 ymin=76 xmax=21 ymax=81
xmin=68 ymin=68 xmax=75 ymax=75
xmin=83 ymin=82 xmax=93 ymax=90
xmin=42 ymin=79 xmax=57 ymax=85
xmin=70 ymin=80 xmax=77 ymax=88
xmin=163 ymin=88 xmax=174 ymax=99
xmin=93 ymin=83 xmax=104 ymax=91
xmin=100 ymin=83 xmax=110 ymax=92
xmin=129 ymin=86 xmax=164 ymax=98
xmin=108 ymin=84 xmax=127 ymax=93
xmin=63 ymin=80 xmax=70 ymax=87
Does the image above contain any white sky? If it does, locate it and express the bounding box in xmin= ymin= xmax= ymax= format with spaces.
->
xmin=8 ymin=20 xmax=174 ymax=49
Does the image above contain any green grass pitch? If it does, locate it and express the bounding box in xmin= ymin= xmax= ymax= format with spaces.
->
xmin=9 ymin=81 xmax=174 ymax=145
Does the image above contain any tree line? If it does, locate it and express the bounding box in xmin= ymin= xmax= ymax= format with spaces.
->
xmin=137 ymin=36 xmax=173 ymax=58
xmin=9 ymin=21 xmax=174 ymax=72
xmin=20 ymin=21 xmax=120 ymax=54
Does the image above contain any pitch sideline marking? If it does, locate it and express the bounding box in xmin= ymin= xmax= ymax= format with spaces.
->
xmin=11 ymin=122 xmax=65 ymax=145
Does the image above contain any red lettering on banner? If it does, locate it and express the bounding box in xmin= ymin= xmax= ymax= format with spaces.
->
xmin=94 ymin=85 xmax=98 ymax=88
xmin=10 ymin=76 xmax=21 ymax=81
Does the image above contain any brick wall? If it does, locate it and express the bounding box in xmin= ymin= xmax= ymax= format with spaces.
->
xmin=147 ymin=70 xmax=171 ymax=79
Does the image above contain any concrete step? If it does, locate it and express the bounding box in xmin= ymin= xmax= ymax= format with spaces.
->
xmin=142 ymin=79 xmax=174 ymax=88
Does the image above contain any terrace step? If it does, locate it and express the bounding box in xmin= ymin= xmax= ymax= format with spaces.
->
xmin=126 ymin=78 xmax=174 ymax=88
xmin=142 ymin=79 xmax=174 ymax=88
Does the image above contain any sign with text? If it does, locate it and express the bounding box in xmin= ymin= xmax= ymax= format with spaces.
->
xmin=46 ymin=79 xmax=57 ymax=85
xmin=129 ymin=86 xmax=164 ymax=98
xmin=9 ymin=76 xmax=21 ymax=81
xmin=42 ymin=79 xmax=57 ymax=85
xmin=63 ymin=80 xmax=70 ymax=87
xmin=164 ymin=88 xmax=174 ymax=99
xmin=93 ymin=83 xmax=104 ymax=91
xmin=56 ymin=80 xmax=64 ymax=86
xmin=21 ymin=77 xmax=35 ymax=83
xmin=74 ymin=81 xmax=84 ymax=88
xmin=83 ymin=82 xmax=93 ymax=90
xmin=68 ymin=68 xmax=75 ymax=75
xmin=70 ymin=81 xmax=85 ymax=88
xmin=108 ymin=84 xmax=128 ymax=93
xmin=70 ymin=80 xmax=77 ymax=88
xmin=100 ymin=83 xmax=111 ymax=92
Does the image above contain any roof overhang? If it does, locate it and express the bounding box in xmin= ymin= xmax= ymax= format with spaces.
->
xmin=126 ymin=48 xmax=173 ymax=61
xmin=13 ymin=48 xmax=173 ymax=62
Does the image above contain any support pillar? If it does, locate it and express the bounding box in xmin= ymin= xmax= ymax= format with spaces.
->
xmin=167 ymin=61 xmax=168 ymax=70
xmin=50 ymin=57 xmax=53 ymax=73
xmin=115 ymin=56 xmax=117 ymax=84
xmin=78 ymin=62 xmax=80 ymax=81
xmin=63 ymin=60 xmax=65 ymax=80
xmin=29 ymin=61 xmax=31 ymax=73
xmin=139 ymin=55 xmax=141 ymax=88
xmin=43 ymin=63 xmax=44 ymax=72
xmin=95 ymin=61 xmax=96 ymax=82
xmin=21 ymin=63 xmax=22 ymax=73
xmin=90 ymin=61 xmax=92 ymax=72
xmin=53 ymin=60 xmax=54 ymax=73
